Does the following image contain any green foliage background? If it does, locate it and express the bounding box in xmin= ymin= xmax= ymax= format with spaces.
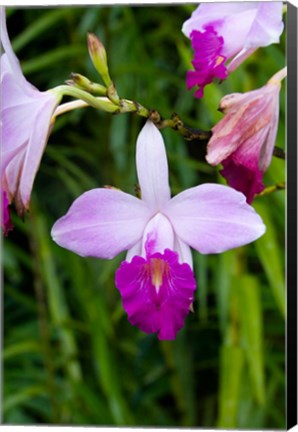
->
xmin=3 ymin=5 xmax=286 ymax=428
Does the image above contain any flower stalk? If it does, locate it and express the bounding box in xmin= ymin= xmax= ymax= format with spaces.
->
xmin=53 ymin=85 xmax=119 ymax=113
xmin=52 ymin=89 xmax=212 ymax=142
xmin=52 ymin=81 xmax=285 ymax=163
xmin=107 ymin=82 xmax=121 ymax=105
xmin=268 ymin=66 xmax=287 ymax=84
xmin=256 ymin=182 xmax=286 ymax=197
xmin=273 ymin=146 xmax=286 ymax=159
xmin=150 ymin=111 xmax=212 ymax=141
xmin=53 ymin=55 xmax=285 ymax=154
xmin=51 ymin=32 xmax=285 ymax=154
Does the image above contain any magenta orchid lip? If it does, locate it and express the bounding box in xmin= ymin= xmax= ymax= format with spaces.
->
xmin=186 ymin=27 xmax=227 ymax=98
xmin=115 ymin=248 xmax=196 ymax=341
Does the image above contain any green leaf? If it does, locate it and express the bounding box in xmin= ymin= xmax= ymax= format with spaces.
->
xmin=21 ymin=46 xmax=86 ymax=75
xmin=12 ymin=8 xmax=74 ymax=52
xmin=217 ymin=345 xmax=244 ymax=428
xmin=3 ymin=386 xmax=46 ymax=412
xmin=215 ymin=250 xmax=236 ymax=334
xmin=253 ymin=202 xmax=285 ymax=317
xmin=194 ymin=253 xmax=208 ymax=321
xmin=29 ymin=199 xmax=82 ymax=384
xmin=237 ymin=274 xmax=265 ymax=405
xmin=3 ymin=341 xmax=41 ymax=360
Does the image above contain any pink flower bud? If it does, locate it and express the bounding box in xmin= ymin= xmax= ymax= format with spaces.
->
xmin=87 ymin=32 xmax=111 ymax=86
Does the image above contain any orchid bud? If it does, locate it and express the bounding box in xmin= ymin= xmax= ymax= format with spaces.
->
xmin=69 ymin=73 xmax=107 ymax=95
xmin=87 ymin=32 xmax=111 ymax=87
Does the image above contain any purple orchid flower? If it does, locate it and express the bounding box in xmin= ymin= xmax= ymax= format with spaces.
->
xmin=182 ymin=2 xmax=284 ymax=98
xmin=51 ymin=121 xmax=265 ymax=340
xmin=206 ymin=67 xmax=286 ymax=204
xmin=1 ymin=7 xmax=62 ymax=218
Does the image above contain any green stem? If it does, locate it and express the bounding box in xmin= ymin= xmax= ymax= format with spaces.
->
xmin=68 ymin=73 xmax=107 ymax=96
xmin=52 ymin=99 xmax=89 ymax=119
xmin=118 ymin=98 xmax=149 ymax=117
xmin=53 ymin=85 xmax=119 ymax=113
xmin=52 ymin=85 xmax=212 ymax=141
xmin=149 ymin=110 xmax=212 ymax=141
xmin=273 ymin=146 xmax=286 ymax=159
xmin=52 ymin=87 xmax=286 ymax=155
xmin=257 ymin=182 xmax=286 ymax=198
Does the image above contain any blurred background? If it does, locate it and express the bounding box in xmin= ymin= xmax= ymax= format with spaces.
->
xmin=2 ymin=4 xmax=286 ymax=428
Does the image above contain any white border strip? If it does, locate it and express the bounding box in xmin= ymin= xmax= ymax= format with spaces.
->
xmin=1 ymin=0 xmax=287 ymax=6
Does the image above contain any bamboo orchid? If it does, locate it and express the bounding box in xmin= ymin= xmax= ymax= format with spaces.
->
xmin=51 ymin=121 xmax=265 ymax=340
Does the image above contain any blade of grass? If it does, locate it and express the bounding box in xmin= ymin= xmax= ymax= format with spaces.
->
xmin=60 ymin=251 xmax=134 ymax=425
xmin=237 ymin=274 xmax=265 ymax=406
xmin=12 ymin=8 xmax=74 ymax=52
xmin=3 ymin=386 xmax=47 ymax=413
xmin=22 ymin=45 xmax=86 ymax=75
xmin=215 ymin=250 xmax=236 ymax=334
xmin=29 ymin=198 xmax=82 ymax=384
xmin=217 ymin=344 xmax=244 ymax=428
xmin=253 ymin=201 xmax=285 ymax=317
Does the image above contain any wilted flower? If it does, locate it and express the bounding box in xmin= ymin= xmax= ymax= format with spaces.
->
xmin=51 ymin=121 xmax=265 ymax=340
xmin=0 ymin=7 xmax=62 ymax=218
xmin=206 ymin=67 xmax=286 ymax=203
xmin=182 ymin=2 xmax=284 ymax=98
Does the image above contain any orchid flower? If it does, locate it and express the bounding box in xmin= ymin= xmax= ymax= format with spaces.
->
xmin=0 ymin=7 xmax=62 ymax=217
xmin=182 ymin=2 xmax=284 ymax=98
xmin=206 ymin=67 xmax=286 ymax=204
xmin=52 ymin=121 xmax=265 ymax=340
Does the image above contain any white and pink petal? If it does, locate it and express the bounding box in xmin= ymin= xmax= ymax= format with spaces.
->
xmin=0 ymin=8 xmax=36 ymax=91
xmin=136 ymin=121 xmax=171 ymax=211
xmin=51 ymin=188 xmax=151 ymax=259
xmin=163 ymin=183 xmax=265 ymax=254
xmin=245 ymin=2 xmax=284 ymax=48
xmin=142 ymin=213 xmax=174 ymax=257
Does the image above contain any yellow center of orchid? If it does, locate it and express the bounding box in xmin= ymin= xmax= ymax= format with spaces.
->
xmin=215 ymin=55 xmax=225 ymax=67
xmin=148 ymin=258 xmax=169 ymax=294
